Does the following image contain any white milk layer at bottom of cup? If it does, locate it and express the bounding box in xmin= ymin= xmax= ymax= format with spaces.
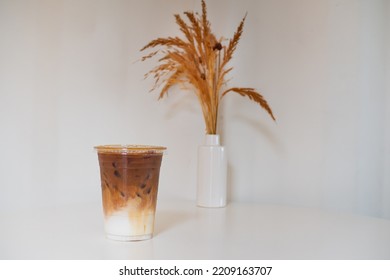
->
xmin=104 ymin=208 xmax=155 ymax=239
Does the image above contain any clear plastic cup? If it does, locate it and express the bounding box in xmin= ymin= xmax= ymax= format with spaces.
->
xmin=95 ymin=145 xmax=166 ymax=241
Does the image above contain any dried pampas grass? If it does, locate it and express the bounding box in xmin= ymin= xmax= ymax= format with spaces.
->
xmin=141 ymin=0 xmax=275 ymax=134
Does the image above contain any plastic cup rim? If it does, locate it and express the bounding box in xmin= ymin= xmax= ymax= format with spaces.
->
xmin=94 ymin=145 xmax=166 ymax=154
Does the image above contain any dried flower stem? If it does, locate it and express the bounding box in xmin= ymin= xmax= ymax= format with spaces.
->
xmin=141 ymin=0 xmax=275 ymax=134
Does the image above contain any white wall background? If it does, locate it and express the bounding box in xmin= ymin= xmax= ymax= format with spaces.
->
xmin=0 ymin=0 xmax=389 ymax=219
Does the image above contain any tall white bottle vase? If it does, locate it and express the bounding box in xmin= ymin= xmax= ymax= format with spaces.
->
xmin=197 ymin=134 xmax=227 ymax=208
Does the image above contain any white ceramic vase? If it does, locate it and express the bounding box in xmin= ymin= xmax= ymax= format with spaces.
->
xmin=197 ymin=134 xmax=227 ymax=208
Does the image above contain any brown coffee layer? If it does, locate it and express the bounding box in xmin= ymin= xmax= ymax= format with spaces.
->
xmin=97 ymin=153 xmax=162 ymax=216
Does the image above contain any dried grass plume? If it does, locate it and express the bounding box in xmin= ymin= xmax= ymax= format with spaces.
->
xmin=141 ymin=0 xmax=275 ymax=134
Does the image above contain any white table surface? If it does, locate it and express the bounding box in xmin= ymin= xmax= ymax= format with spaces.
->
xmin=1 ymin=200 xmax=390 ymax=259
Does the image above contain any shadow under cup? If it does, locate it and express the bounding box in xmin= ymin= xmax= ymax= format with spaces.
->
xmin=95 ymin=145 xmax=166 ymax=241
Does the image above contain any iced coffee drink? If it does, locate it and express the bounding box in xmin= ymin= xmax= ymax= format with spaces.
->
xmin=95 ymin=145 xmax=166 ymax=241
